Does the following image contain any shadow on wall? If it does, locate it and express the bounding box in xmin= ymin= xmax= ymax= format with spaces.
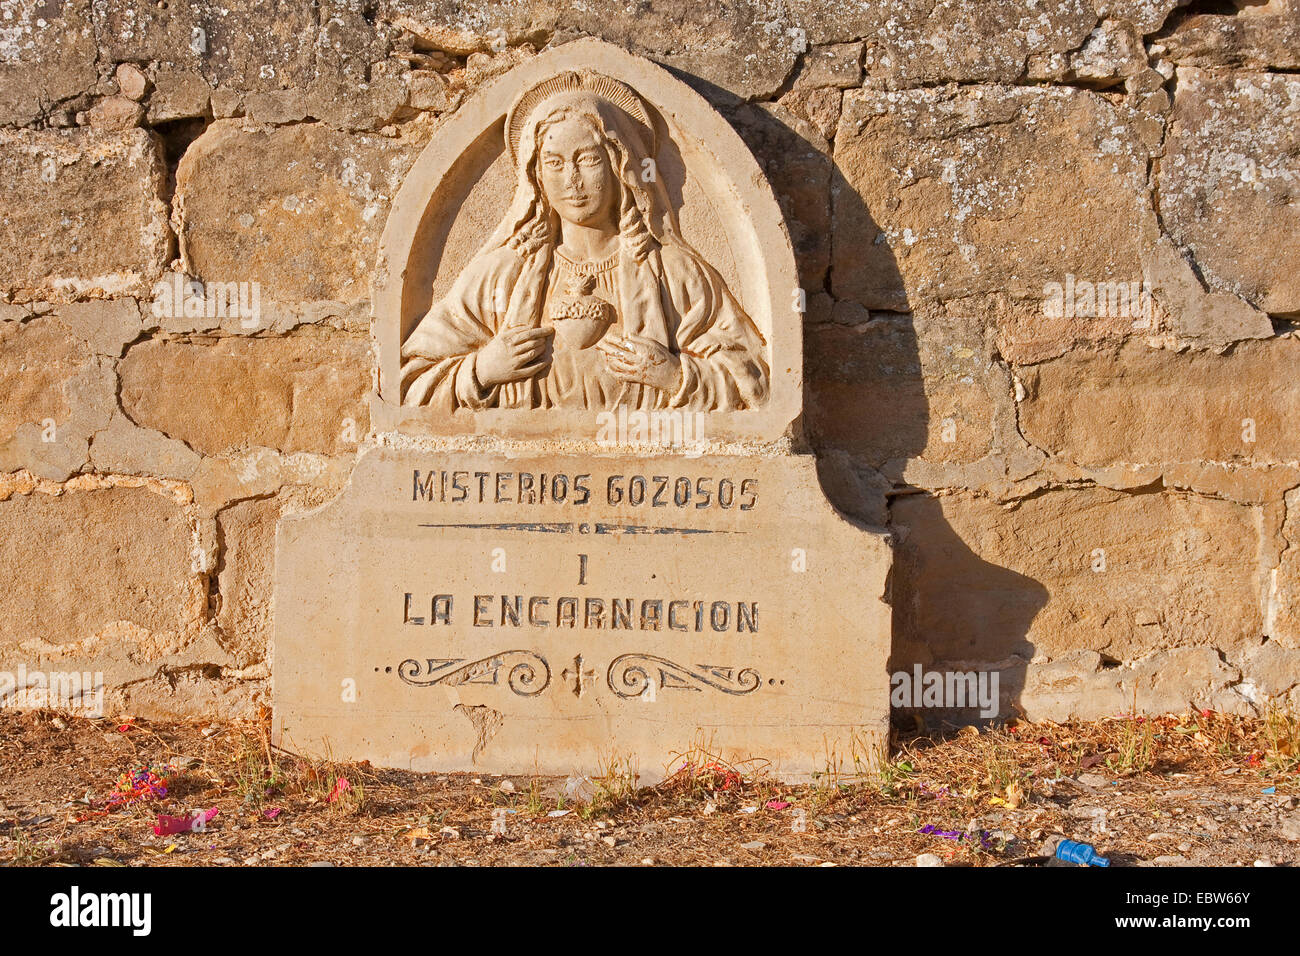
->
xmin=679 ymin=71 xmax=1049 ymax=728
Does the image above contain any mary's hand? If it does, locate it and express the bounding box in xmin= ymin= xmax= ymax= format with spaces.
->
xmin=474 ymin=325 xmax=553 ymax=388
xmin=597 ymin=333 xmax=683 ymax=393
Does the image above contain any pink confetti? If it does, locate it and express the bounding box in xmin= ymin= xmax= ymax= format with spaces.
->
xmin=154 ymin=807 xmax=219 ymax=836
xmin=765 ymin=800 xmax=791 ymax=810
xmin=263 ymin=807 xmax=282 ymax=820
xmin=326 ymin=778 xmax=352 ymax=802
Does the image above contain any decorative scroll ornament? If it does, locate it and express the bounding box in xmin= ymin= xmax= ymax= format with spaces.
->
xmin=607 ymin=654 xmax=761 ymax=698
xmin=398 ymin=651 xmax=551 ymax=697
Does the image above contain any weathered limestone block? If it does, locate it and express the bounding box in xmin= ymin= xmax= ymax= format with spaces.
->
xmin=727 ymin=102 xmax=830 ymax=289
xmin=1026 ymin=16 xmax=1150 ymax=86
xmin=0 ymin=129 xmax=170 ymax=302
xmin=53 ymin=298 xmax=144 ymax=358
xmin=114 ymin=664 xmax=264 ymax=721
xmin=1158 ymin=68 xmax=1300 ymax=315
xmin=93 ymin=1 xmax=409 ymax=128
xmin=0 ymin=0 xmax=97 ymax=126
xmin=382 ymin=0 xmax=542 ymax=55
xmin=1018 ymin=646 xmax=1247 ymax=722
xmin=305 ymin=74 xmax=410 ymax=131
xmin=976 ymin=291 xmax=1157 ymax=368
xmin=92 ymin=0 xmax=320 ymax=94
xmin=0 ymin=482 xmax=205 ymax=653
xmin=832 ymin=86 xmax=1160 ymax=313
xmin=1094 ymin=0 xmax=1186 ymax=35
xmin=393 ymin=0 xmax=801 ymax=99
xmin=173 ymin=120 xmax=423 ymax=311
xmin=1269 ymin=487 xmax=1300 ymax=649
xmin=86 ymin=95 xmax=146 ymax=131
xmin=0 ymin=317 xmax=89 ymax=446
xmin=1158 ymin=1 xmax=1300 ymax=70
xmin=1235 ymin=640 xmax=1300 ymax=706
xmin=788 ymin=0 xmax=1180 ymax=49
xmin=215 ymin=497 xmax=278 ymax=668
xmin=145 ymin=70 xmax=213 ymax=123
xmin=1019 ymin=339 xmax=1300 ymax=466
xmin=88 ymin=413 xmax=203 ymax=480
xmin=807 ymin=309 xmax=1001 ymax=470
xmin=853 ymin=1 xmax=1098 ymax=88
xmin=118 ymin=332 xmax=370 ymax=457
xmin=243 ymin=89 xmax=310 ymax=125
xmin=190 ymin=450 xmax=355 ymax=514
xmin=407 ymin=71 xmax=451 ymax=112
xmin=776 ymin=87 xmax=842 ymax=143
xmin=792 ymin=42 xmax=862 ymax=90
xmin=891 ymin=488 xmax=1268 ymax=670
xmin=989 ymin=236 xmax=1274 ymax=366
xmin=0 ymin=315 xmax=117 ymax=480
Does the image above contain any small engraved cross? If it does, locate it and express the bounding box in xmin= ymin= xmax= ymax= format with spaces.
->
xmin=562 ymin=654 xmax=596 ymax=698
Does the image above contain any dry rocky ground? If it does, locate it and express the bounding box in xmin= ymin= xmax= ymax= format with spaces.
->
xmin=1 ymin=708 xmax=1298 ymax=868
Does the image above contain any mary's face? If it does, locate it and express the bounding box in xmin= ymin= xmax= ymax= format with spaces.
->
xmin=537 ymin=116 xmax=618 ymax=231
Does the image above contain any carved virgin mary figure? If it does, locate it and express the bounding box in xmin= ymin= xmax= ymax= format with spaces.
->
xmin=399 ymin=71 xmax=770 ymax=412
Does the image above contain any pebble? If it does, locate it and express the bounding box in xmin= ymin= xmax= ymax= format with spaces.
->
xmin=1279 ymin=815 xmax=1300 ymax=842
xmin=915 ymin=853 xmax=943 ymax=867
xmin=1151 ymin=855 xmax=1188 ymax=865
xmin=740 ymin=841 xmax=766 ymax=850
xmin=1078 ymin=773 xmax=1109 ymax=788
xmin=308 ymin=861 xmax=335 ymax=867
xmin=115 ymin=63 xmax=148 ymax=101
xmin=601 ymin=835 xmax=618 ymax=847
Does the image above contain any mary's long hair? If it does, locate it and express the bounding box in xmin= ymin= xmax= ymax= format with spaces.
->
xmin=480 ymin=79 xmax=704 ymax=270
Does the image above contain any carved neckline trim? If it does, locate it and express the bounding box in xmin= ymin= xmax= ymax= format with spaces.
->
xmin=555 ymin=247 xmax=620 ymax=276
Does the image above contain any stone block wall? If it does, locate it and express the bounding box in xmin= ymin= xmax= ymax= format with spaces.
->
xmin=2 ymin=0 xmax=1297 ymax=721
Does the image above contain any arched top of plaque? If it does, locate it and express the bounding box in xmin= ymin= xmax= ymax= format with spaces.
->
xmin=373 ymin=38 xmax=801 ymax=444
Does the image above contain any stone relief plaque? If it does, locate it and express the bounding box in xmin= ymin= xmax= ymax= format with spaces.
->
xmin=275 ymin=39 xmax=891 ymax=781
xmin=371 ymin=38 xmax=800 ymax=443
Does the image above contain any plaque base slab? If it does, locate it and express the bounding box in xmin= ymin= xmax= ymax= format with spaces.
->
xmin=273 ymin=447 xmax=891 ymax=782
